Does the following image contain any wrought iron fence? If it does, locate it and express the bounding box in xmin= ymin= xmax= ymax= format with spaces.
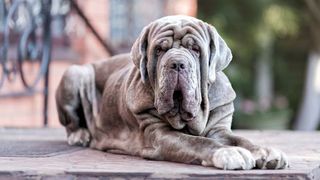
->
xmin=0 ymin=0 xmax=52 ymax=125
xmin=0 ymin=0 xmax=114 ymax=126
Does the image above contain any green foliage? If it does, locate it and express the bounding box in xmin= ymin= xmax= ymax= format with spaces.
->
xmin=198 ymin=0 xmax=310 ymax=127
xmin=233 ymin=108 xmax=291 ymax=130
xmin=263 ymin=4 xmax=300 ymax=37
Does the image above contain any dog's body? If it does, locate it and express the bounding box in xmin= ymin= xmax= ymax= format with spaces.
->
xmin=56 ymin=16 xmax=288 ymax=170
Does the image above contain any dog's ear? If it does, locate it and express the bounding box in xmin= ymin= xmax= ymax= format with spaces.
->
xmin=131 ymin=25 xmax=150 ymax=84
xmin=206 ymin=24 xmax=232 ymax=84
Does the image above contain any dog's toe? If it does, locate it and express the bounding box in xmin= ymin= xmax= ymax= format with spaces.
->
xmin=253 ymin=147 xmax=289 ymax=169
xmin=67 ymin=128 xmax=91 ymax=147
xmin=202 ymin=147 xmax=255 ymax=170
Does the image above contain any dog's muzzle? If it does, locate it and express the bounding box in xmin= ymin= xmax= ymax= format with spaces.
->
xmin=155 ymin=48 xmax=200 ymax=127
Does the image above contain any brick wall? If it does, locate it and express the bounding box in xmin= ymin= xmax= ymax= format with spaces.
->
xmin=0 ymin=0 xmax=197 ymax=128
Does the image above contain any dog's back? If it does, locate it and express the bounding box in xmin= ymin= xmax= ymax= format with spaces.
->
xmin=92 ymin=53 xmax=133 ymax=93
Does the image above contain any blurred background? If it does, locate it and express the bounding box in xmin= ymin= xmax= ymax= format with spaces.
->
xmin=0 ymin=0 xmax=319 ymax=130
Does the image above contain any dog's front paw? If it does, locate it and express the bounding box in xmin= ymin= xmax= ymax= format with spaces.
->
xmin=67 ymin=128 xmax=91 ymax=147
xmin=252 ymin=147 xmax=289 ymax=169
xmin=202 ymin=147 xmax=255 ymax=170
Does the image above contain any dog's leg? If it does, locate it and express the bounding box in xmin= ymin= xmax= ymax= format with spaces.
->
xmin=205 ymin=103 xmax=289 ymax=169
xmin=207 ymin=128 xmax=289 ymax=169
xmin=56 ymin=64 xmax=98 ymax=147
xmin=139 ymin=117 xmax=255 ymax=170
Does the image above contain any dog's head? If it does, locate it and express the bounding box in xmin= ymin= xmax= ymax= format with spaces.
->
xmin=131 ymin=15 xmax=232 ymax=135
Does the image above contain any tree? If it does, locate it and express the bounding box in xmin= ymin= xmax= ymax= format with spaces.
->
xmin=198 ymin=0 xmax=307 ymax=129
xmin=294 ymin=0 xmax=320 ymax=130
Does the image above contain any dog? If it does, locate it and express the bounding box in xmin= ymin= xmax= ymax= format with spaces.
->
xmin=56 ymin=15 xmax=288 ymax=170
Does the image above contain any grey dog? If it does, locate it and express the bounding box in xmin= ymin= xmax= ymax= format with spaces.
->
xmin=56 ymin=15 xmax=288 ymax=170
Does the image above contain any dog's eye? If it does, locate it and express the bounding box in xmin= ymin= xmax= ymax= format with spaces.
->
xmin=191 ymin=46 xmax=200 ymax=56
xmin=155 ymin=48 xmax=163 ymax=56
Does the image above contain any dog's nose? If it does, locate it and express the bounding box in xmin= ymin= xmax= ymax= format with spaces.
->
xmin=181 ymin=111 xmax=196 ymax=121
xmin=170 ymin=61 xmax=187 ymax=71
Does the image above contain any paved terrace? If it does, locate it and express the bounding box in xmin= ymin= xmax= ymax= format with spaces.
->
xmin=0 ymin=128 xmax=319 ymax=179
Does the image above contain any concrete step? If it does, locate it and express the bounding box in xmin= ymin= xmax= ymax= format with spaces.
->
xmin=0 ymin=128 xmax=319 ymax=179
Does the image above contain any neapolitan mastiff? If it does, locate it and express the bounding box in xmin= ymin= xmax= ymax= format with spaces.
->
xmin=56 ymin=16 xmax=288 ymax=170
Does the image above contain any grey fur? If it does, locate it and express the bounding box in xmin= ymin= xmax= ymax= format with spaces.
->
xmin=56 ymin=15 xmax=288 ymax=170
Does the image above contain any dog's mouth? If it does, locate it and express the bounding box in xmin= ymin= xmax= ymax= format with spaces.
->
xmin=157 ymin=89 xmax=198 ymax=130
xmin=165 ymin=90 xmax=196 ymax=120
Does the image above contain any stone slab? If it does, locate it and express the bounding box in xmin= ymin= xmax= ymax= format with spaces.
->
xmin=0 ymin=128 xmax=319 ymax=179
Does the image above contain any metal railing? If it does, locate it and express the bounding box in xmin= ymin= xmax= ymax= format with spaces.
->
xmin=0 ymin=0 xmax=52 ymax=125
xmin=0 ymin=0 xmax=114 ymax=126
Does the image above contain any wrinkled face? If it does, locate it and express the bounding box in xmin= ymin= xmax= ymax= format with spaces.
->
xmin=131 ymin=16 xmax=232 ymax=135
xmin=151 ymin=27 xmax=202 ymax=131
